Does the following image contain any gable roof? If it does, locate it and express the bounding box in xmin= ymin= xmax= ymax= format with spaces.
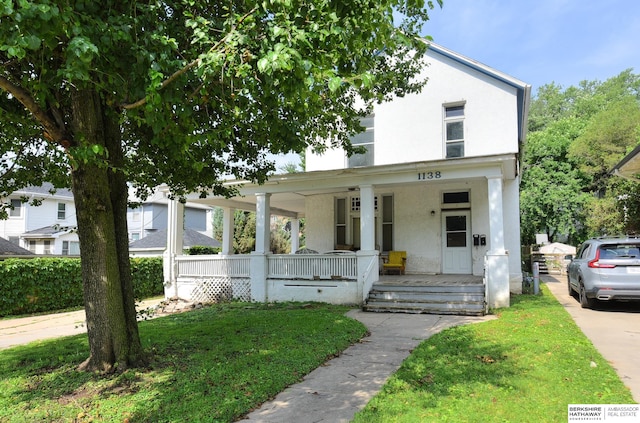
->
xmin=0 ymin=238 xmax=34 ymax=255
xmin=22 ymin=225 xmax=74 ymax=238
xmin=12 ymin=183 xmax=73 ymax=199
xmin=426 ymin=42 xmax=532 ymax=146
xmin=129 ymin=229 xmax=221 ymax=250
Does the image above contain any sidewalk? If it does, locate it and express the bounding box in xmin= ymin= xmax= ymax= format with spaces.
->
xmin=240 ymin=311 xmax=494 ymax=422
xmin=0 ymin=298 xmax=168 ymax=350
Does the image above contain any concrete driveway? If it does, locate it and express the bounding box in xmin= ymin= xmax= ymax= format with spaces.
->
xmin=543 ymin=274 xmax=640 ymax=403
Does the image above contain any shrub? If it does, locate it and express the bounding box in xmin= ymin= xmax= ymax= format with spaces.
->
xmin=187 ymin=245 xmax=220 ymax=255
xmin=0 ymin=257 xmax=164 ymax=317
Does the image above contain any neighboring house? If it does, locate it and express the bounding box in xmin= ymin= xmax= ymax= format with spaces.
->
xmin=165 ymin=43 xmax=532 ymax=311
xmin=0 ymin=183 xmax=79 ymax=255
xmin=127 ymin=189 xmax=213 ymax=242
xmin=0 ymin=184 xmax=213 ymax=255
xmin=0 ymin=237 xmax=34 ymax=256
xmin=130 ymin=228 xmax=220 ymax=257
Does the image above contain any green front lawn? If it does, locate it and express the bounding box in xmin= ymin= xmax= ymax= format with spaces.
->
xmin=352 ymin=284 xmax=635 ymax=422
xmin=0 ymin=303 xmax=367 ymax=422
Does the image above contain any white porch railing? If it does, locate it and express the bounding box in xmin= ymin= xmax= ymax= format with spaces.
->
xmin=176 ymin=254 xmax=250 ymax=277
xmin=169 ymin=253 xmax=371 ymax=305
xmin=267 ymin=254 xmax=358 ymax=280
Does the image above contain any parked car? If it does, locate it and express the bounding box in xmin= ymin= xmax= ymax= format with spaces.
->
xmin=567 ymin=236 xmax=640 ymax=308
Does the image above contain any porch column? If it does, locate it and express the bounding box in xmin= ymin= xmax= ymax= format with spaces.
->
xmin=290 ymin=218 xmax=300 ymax=254
xmin=485 ymin=176 xmax=509 ymax=308
xmin=221 ymin=207 xmax=234 ymax=255
xmin=163 ymin=199 xmax=184 ymax=299
xmin=255 ymin=193 xmax=271 ymax=254
xmin=251 ymin=193 xmax=271 ymax=302
xmin=359 ymin=184 xmax=375 ymax=252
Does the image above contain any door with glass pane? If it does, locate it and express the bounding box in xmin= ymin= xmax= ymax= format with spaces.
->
xmin=442 ymin=211 xmax=472 ymax=274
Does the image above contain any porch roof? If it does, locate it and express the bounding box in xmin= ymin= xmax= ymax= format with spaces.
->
xmin=612 ymin=143 xmax=640 ymax=182
xmin=185 ymin=153 xmax=517 ymax=218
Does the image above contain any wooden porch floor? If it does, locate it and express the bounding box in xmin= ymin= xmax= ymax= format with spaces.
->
xmin=376 ymin=273 xmax=484 ymax=286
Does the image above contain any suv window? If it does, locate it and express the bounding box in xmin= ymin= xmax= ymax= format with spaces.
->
xmin=578 ymin=243 xmax=592 ymax=259
xmin=599 ymin=243 xmax=640 ymax=259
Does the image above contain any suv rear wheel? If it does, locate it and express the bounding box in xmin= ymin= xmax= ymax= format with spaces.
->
xmin=579 ymin=282 xmax=595 ymax=309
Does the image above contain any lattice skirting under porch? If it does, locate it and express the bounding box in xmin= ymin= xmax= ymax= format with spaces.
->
xmin=189 ymin=277 xmax=251 ymax=303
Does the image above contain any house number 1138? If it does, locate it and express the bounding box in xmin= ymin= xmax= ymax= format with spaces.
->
xmin=418 ymin=171 xmax=442 ymax=180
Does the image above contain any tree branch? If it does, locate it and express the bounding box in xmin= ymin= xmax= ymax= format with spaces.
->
xmin=0 ymin=75 xmax=70 ymax=145
xmin=121 ymin=6 xmax=258 ymax=111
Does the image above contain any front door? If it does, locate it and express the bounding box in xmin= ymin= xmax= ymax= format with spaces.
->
xmin=442 ymin=211 xmax=472 ymax=274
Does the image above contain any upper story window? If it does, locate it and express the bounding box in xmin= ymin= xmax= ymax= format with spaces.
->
xmin=57 ymin=203 xmax=66 ymax=220
xmin=129 ymin=207 xmax=141 ymax=222
xmin=348 ymin=114 xmax=374 ymax=168
xmin=444 ymin=104 xmax=465 ymax=158
xmin=9 ymin=199 xmax=22 ymax=217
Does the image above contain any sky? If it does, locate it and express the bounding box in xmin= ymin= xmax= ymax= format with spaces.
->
xmin=421 ymin=0 xmax=640 ymax=95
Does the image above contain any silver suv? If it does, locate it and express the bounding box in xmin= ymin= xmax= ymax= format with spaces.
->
xmin=567 ymin=236 xmax=640 ymax=308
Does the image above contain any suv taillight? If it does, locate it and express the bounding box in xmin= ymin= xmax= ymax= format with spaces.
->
xmin=588 ymin=249 xmax=615 ymax=268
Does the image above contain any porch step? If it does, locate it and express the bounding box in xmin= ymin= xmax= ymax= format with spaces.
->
xmin=363 ymin=283 xmax=486 ymax=316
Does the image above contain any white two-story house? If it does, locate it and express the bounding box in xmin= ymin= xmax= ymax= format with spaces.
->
xmin=165 ymin=43 xmax=531 ymax=313
xmin=0 ymin=183 xmax=79 ymax=255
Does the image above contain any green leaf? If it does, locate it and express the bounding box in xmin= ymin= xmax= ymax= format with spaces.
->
xmin=328 ymin=76 xmax=342 ymax=92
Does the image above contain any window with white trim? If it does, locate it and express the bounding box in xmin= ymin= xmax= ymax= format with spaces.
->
xmin=43 ymin=240 xmax=51 ymax=254
xmin=57 ymin=202 xmax=66 ymax=220
xmin=444 ymin=104 xmax=465 ymax=158
xmin=28 ymin=240 xmax=36 ymax=253
xmin=62 ymin=241 xmax=81 ymax=255
xmin=9 ymin=199 xmax=22 ymax=217
xmin=348 ymin=114 xmax=374 ymax=168
xmin=334 ymin=195 xmax=393 ymax=251
xmin=130 ymin=209 xmax=141 ymax=222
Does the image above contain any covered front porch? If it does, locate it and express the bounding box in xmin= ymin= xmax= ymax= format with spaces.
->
xmin=163 ymin=157 xmax=520 ymax=311
xmin=163 ymin=251 xmax=487 ymax=314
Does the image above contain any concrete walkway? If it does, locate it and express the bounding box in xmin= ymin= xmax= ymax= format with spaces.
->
xmin=0 ymin=298 xmax=169 ymax=350
xmin=240 ymin=311 xmax=494 ymax=422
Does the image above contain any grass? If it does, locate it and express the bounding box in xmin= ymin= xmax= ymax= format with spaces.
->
xmin=352 ymin=284 xmax=635 ymax=423
xmin=1 ymin=287 xmax=636 ymax=423
xmin=0 ymin=302 xmax=367 ymax=423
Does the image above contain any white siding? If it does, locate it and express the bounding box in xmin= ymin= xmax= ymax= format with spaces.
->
xmin=24 ymin=199 xmax=77 ymax=231
xmin=305 ymin=48 xmax=521 ymax=171
xmin=303 ymin=180 xmax=506 ymax=277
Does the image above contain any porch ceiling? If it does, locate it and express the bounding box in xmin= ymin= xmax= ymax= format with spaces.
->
xmin=613 ymin=144 xmax=640 ymax=181
xmin=186 ymin=154 xmax=518 ymax=218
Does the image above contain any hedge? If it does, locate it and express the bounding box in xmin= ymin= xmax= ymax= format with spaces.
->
xmin=0 ymin=257 xmax=164 ymax=317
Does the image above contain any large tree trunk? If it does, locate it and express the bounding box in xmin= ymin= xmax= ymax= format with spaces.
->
xmin=70 ymin=88 xmax=144 ymax=372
